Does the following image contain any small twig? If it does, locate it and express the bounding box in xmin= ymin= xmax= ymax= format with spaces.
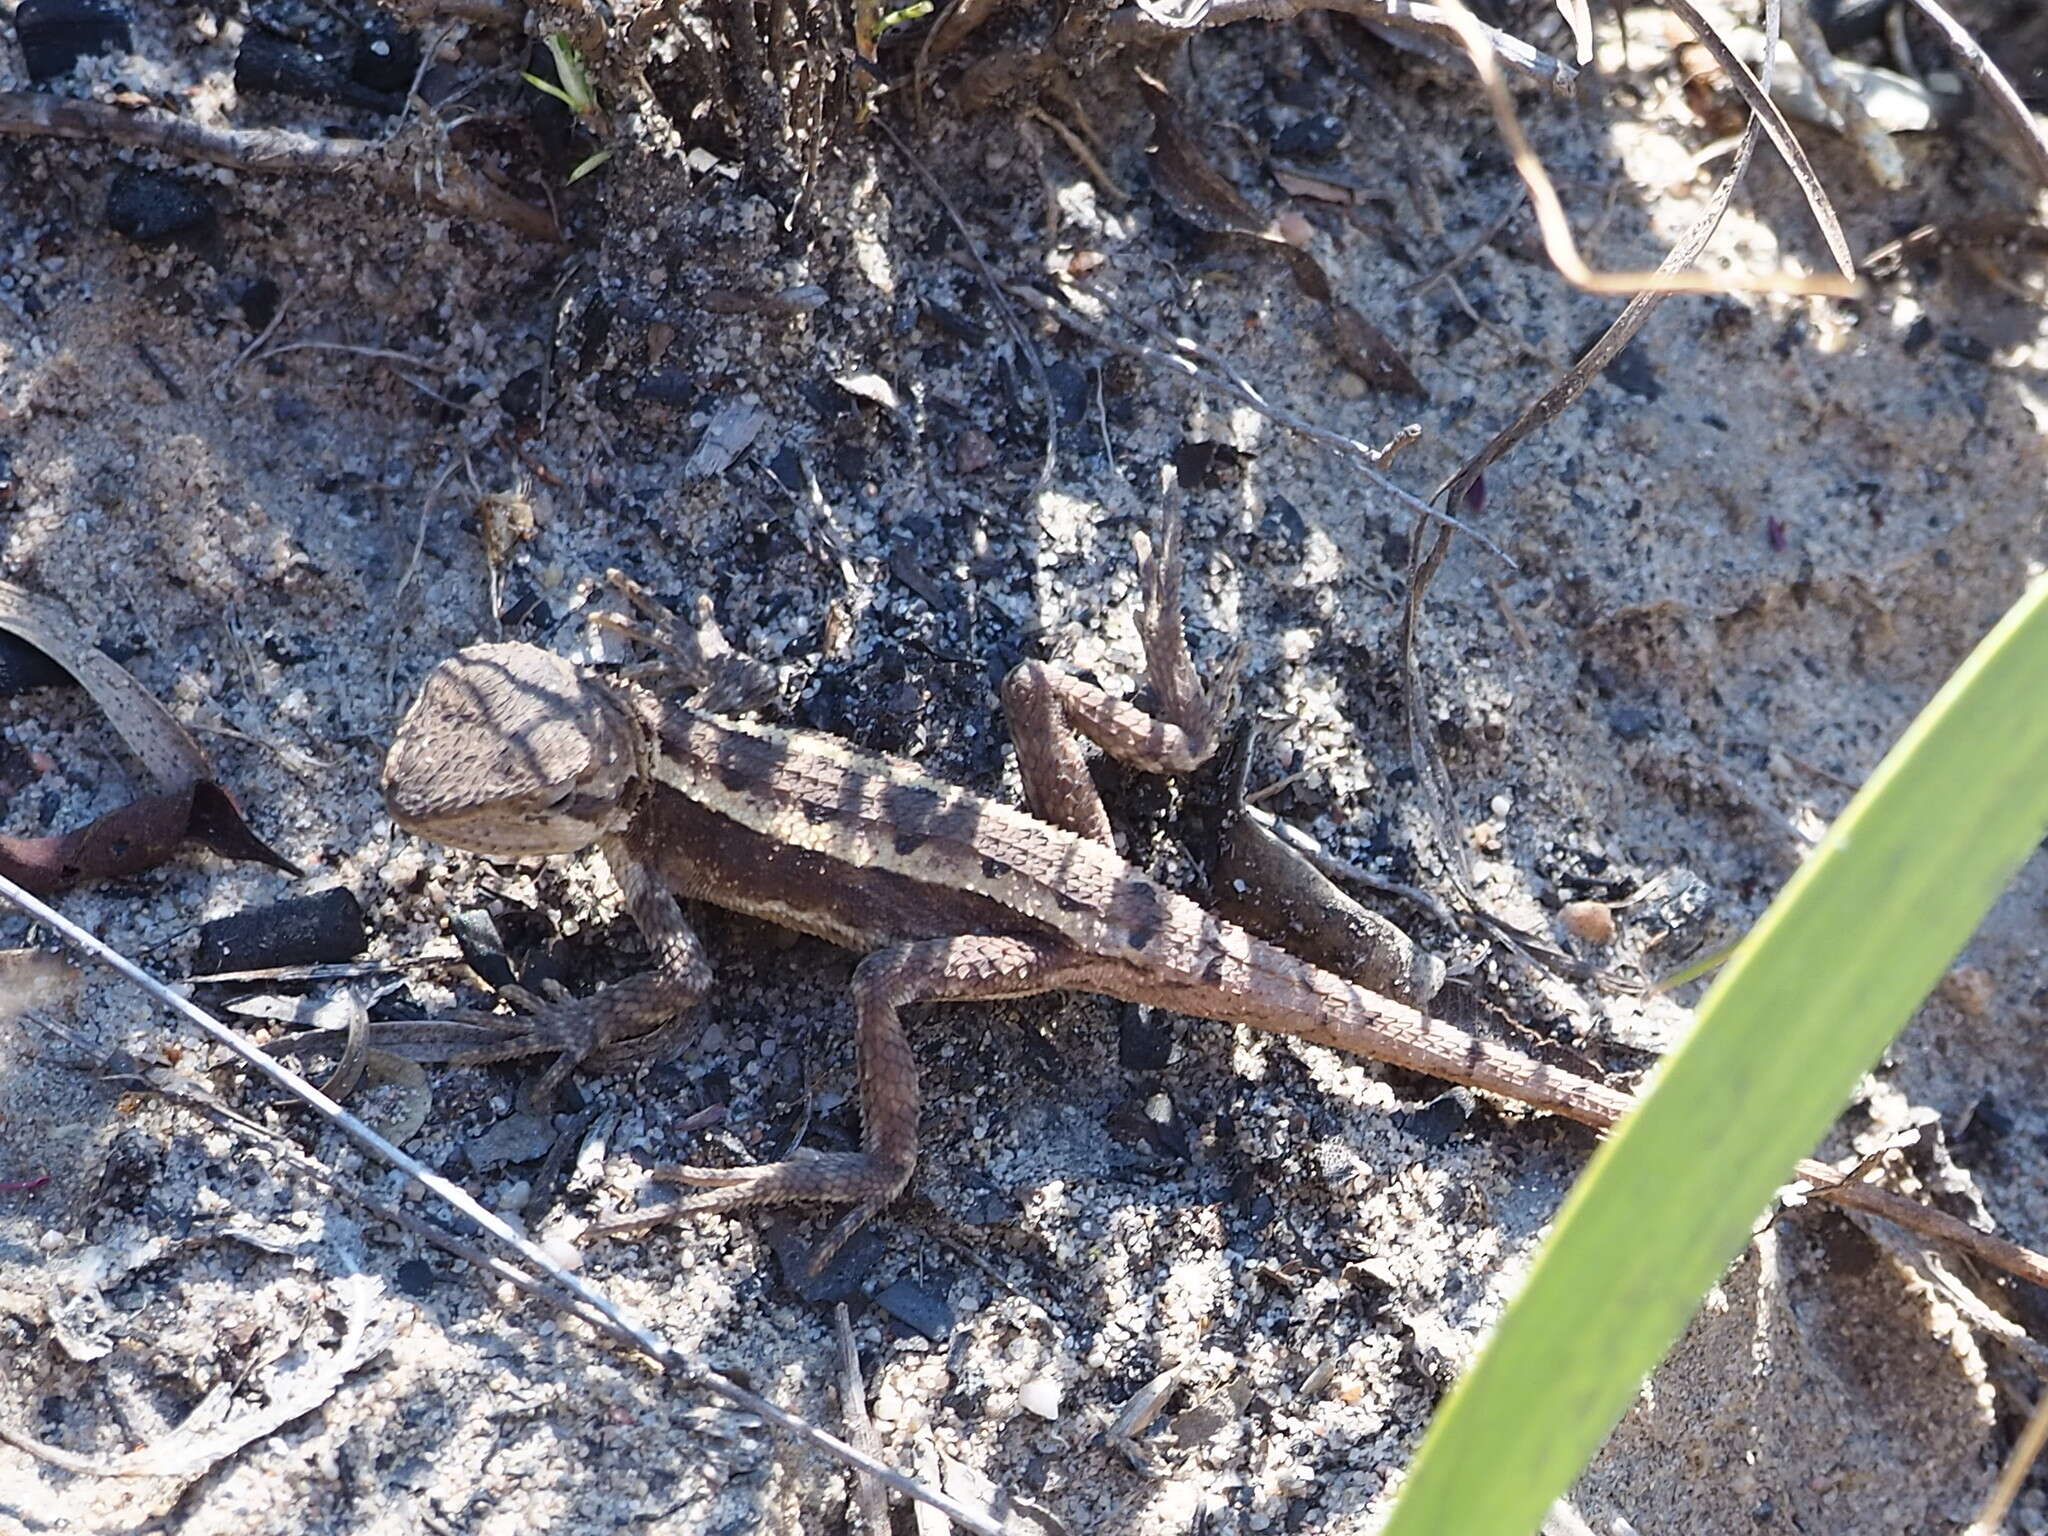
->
xmin=1245 ymin=758 xmax=1334 ymax=805
xmin=253 ymin=340 xmax=454 ymax=372
xmin=215 ymin=286 xmax=294 ymax=391
xmin=1244 ymin=804 xmax=1461 ymax=933
xmin=384 ymin=458 xmax=459 ymax=713
xmin=1402 ymin=193 xmax=1525 ymax=298
xmin=132 ymin=340 xmax=186 ymax=402
xmin=1968 ymin=1384 xmax=2048 ymax=1535
xmin=0 ymin=874 xmax=1010 ymax=1535
xmin=835 ymin=1305 xmax=892 ymax=1534
xmin=371 ymin=0 xmax=525 ymax=28
xmin=1433 ymin=0 xmax=1856 ymax=295
xmin=384 ymin=19 xmax=460 ymax=143
xmin=0 ymin=91 xmax=555 ymax=240
xmin=1093 ymin=364 xmax=1130 ymax=490
xmin=1023 ymin=105 xmax=1129 ymax=203
xmin=1012 ymin=283 xmax=1510 ymax=563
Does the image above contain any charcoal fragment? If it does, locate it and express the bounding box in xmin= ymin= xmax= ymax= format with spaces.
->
xmin=13 ymin=0 xmax=129 ymax=83
xmin=1272 ymin=112 xmax=1347 ymax=159
xmin=193 ymin=888 xmax=367 ymax=973
xmin=351 ymin=17 xmax=421 ymax=94
xmin=874 ymin=1278 xmax=955 ymax=1342
xmin=105 ymin=169 xmax=214 ymax=245
xmin=236 ymin=31 xmax=401 ymax=114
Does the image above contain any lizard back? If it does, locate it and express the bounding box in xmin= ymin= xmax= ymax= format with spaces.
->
xmin=643 ymin=699 xmax=1226 ymax=967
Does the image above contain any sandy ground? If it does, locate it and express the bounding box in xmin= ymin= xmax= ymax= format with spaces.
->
xmin=2 ymin=3 xmax=2047 ymax=1532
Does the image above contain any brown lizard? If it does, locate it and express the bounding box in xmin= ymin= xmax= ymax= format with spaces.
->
xmin=380 ymin=509 xmax=2048 ymax=1285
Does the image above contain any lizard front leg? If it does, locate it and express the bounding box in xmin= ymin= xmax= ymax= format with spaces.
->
xmin=452 ymin=834 xmax=713 ymax=1105
xmin=585 ymin=934 xmax=1082 ymax=1268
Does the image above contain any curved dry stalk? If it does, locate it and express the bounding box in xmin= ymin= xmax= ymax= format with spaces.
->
xmin=0 ymin=92 xmax=557 ymax=241
xmin=1100 ymin=0 xmax=1579 ymax=96
xmin=1431 ymin=0 xmax=1857 ymax=297
xmin=1904 ymin=0 xmax=2048 ymax=187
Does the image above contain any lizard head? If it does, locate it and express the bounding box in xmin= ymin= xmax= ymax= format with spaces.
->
xmin=383 ymin=642 xmax=649 ymax=856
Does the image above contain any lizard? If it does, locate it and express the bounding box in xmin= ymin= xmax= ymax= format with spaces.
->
xmin=379 ymin=505 xmax=2048 ymax=1285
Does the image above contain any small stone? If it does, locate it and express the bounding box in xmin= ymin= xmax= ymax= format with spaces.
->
xmin=766 ymin=1217 xmax=884 ymax=1303
xmin=1811 ymin=0 xmax=1893 ymax=50
xmin=449 ymin=907 xmax=516 ymax=990
xmin=1019 ymin=1374 xmax=1061 ymax=1420
xmin=1608 ymin=704 xmax=1660 ymax=742
xmin=394 ymin=1258 xmax=438 ymax=1296
xmin=352 ymin=15 xmax=421 ymax=93
xmin=1117 ymin=1003 xmax=1174 ymax=1071
xmin=1391 ymin=1089 xmax=1474 ymax=1147
xmin=1938 ymin=964 xmax=1994 ymax=1018
xmin=464 ymin=1113 xmax=556 ymax=1172
xmin=236 ymin=275 xmax=281 ymax=331
xmin=953 ymin=426 xmax=996 ymax=475
xmin=1560 ymin=899 xmax=1617 ymax=946
xmin=1046 ymin=361 xmax=1090 ymax=428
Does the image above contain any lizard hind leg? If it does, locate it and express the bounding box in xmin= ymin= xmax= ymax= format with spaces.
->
xmin=1000 ymin=497 xmax=1235 ymax=846
xmin=583 ymin=935 xmax=1079 ymax=1274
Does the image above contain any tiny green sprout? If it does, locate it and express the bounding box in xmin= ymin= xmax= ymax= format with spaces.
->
xmin=877 ymin=0 xmax=933 ymax=31
xmin=568 ymin=149 xmax=614 ymax=183
xmin=522 ymin=33 xmax=599 ymax=120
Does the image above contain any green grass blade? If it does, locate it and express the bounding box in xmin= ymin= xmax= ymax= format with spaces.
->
xmin=1382 ymin=576 xmax=2048 ymax=1536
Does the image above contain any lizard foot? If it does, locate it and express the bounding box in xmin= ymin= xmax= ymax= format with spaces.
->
xmin=596 ymin=572 xmax=779 ymax=715
xmin=582 ymin=1150 xmax=912 ymax=1272
xmin=1133 ymin=492 xmax=1241 ymax=760
xmin=441 ymin=992 xmax=697 ymax=1112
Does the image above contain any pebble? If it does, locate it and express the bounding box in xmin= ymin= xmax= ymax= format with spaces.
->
xmin=237 ymin=31 xmax=401 ymax=114
xmin=1560 ymin=899 xmax=1617 ymax=946
xmin=394 ymin=1258 xmax=438 ymax=1296
xmin=1045 ymin=361 xmax=1090 ymax=428
xmin=1018 ymin=1374 xmax=1061 ymax=1420
xmin=952 ymin=426 xmax=996 ymax=475
xmin=449 ymin=907 xmax=517 ymax=990
xmin=352 ymin=16 xmax=421 ymax=93
xmin=1117 ymin=1003 xmax=1174 ymax=1071
xmin=1391 ymin=1089 xmax=1475 ymax=1147
xmin=1938 ymin=964 xmax=1994 ymax=1018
